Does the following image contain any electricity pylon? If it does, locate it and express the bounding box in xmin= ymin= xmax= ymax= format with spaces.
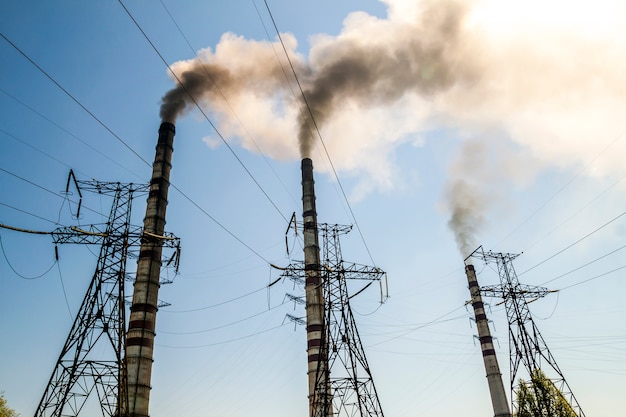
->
xmin=282 ymin=223 xmax=387 ymax=417
xmin=470 ymin=249 xmax=585 ymax=417
xmin=35 ymin=175 xmax=180 ymax=417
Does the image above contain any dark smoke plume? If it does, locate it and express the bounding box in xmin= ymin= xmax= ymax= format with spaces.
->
xmin=159 ymin=0 xmax=473 ymax=159
xmin=446 ymin=178 xmax=484 ymax=259
xmin=297 ymin=0 xmax=471 ymax=157
xmin=158 ymin=0 xmax=626 ymax=256
xmin=159 ymin=37 xmax=293 ymax=124
xmin=160 ymin=63 xmax=231 ymax=124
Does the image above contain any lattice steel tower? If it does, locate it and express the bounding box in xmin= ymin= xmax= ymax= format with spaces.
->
xmin=34 ymin=175 xmax=179 ymax=417
xmin=471 ymin=249 xmax=585 ymax=417
xmin=282 ymin=223 xmax=386 ymax=417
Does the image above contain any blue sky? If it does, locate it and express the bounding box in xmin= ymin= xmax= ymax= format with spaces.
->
xmin=1 ymin=1 xmax=625 ymax=416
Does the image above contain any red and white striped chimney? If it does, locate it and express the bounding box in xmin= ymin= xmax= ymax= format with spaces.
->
xmin=465 ymin=262 xmax=511 ymax=417
xmin=301 ymin=158 xmax=331 ymax=417
xmin=126 ymin=122 xmax=175 ymax=417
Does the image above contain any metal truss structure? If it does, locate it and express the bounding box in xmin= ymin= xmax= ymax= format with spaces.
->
xmin=282 ymin=223 xmax=386 ymax=417
xmin=35 ymin=176 xmax=180 ymax=417
xmin=471 ymin=249 xmax=585 ymax=417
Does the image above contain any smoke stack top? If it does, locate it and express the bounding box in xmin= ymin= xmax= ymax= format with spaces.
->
xmin=301 ymin=157 xmax=314 ymax=181
xmin=159 ymin=121 xmax=175 ymax=135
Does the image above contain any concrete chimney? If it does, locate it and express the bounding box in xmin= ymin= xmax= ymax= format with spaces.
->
xmin=301 ymin=158 xmax=331 ymax=417
xmin=465 ymin=263 xmax=511 ymax=417
xmin=126 ymin=122 xmax=175 ymax=417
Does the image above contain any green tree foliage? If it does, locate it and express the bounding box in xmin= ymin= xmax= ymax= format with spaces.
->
xmin=0 ymin=393 xmax=18 ymax=417
xmin=514 ymin=369 xmax=577 ymax=417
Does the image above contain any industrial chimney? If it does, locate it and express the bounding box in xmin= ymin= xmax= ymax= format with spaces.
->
xmin=301 ymin=158 xmax=331 ymax=417
xmin=465 ymin=262 xmax=511 ymax=417
xmin=126 ymin=122 xmax=175 ymax=417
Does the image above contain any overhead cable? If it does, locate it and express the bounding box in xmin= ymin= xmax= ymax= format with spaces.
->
xmin=539 ymin=244 xmax=626 ymax=286
xmin=156 ymin=323 xmax=287 ymax=349
xmin=0 ymin=31 xmax=152 ymax=169
xmin=159 ymin=0 xmax=299 ymax=210
xmin=119 ymin=0 xmax=289 ymax=224
xmin=0 ymin=231 xmax=56 ymax=280
xmin=518 ymin=209 xmax=626 ymax=276
xmin=261 ymin=0 xmax=378 ymax=267
xmin=1 ymin=25 xmax=271 ymax=266
xmin=497 ymin=129 xmax=626 ymax=247
xmin=0 ymin=88 xmax=143 ymax=180
xmin=159 ymin=300 xmax=288 ymax=334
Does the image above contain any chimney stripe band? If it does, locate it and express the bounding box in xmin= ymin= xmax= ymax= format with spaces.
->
xmin=308 ymin=354 xmax=321 ymax=363
xmin=307 ymin=339 xmax=322 ymax=348
xmin=482 ymin=349 xmax=497 ymax=357
xmin=129 ymin=320 xmax=154 ymax=331
xmin=130 ymin=303 xmax=158 ymax=314
xmin=127 ymin=337 xmax=154 ymax=349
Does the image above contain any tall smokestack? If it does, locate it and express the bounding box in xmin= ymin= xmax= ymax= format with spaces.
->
xmin=465 ymin=263 xmax=511 ymax=417
xmin=126 ymin=122 xmax=175 ymax=417
xmin=301 ymin=158 xmax=331 ymax=417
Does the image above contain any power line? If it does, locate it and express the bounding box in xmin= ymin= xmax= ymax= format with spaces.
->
xmin=159 ymin=300 xmax=288 ymax=334
xmin=170 ymin=182 xmax=272 ymax=263
xmin=0 ymin=87 xmax=144 ymax=181
xmin=261 ymin=0 xmax=378 ymax=267
xmin=538 ymin=244 xmax=626 ymax=286
xmin=0 ymin=167 xmax=103 ymax=218
xmin=0 ymin=231 xmax=57 ymax=280
xmin=158 ymin=0 xmax=299 ymax=210
xmin=163 ymin=284 xmax=270 ymax=313
xmin=0 ymin=31 xmax=152 ymax=169
xmin=251 ymin=0 xmax=302 ymax=111
xmin=0 ymin=128 xmax=76 ymax=173
xmin=497 ymin=129 xmax=626 ymax=247
xmin=522 ymin=171 xmax=626 ymax=253
xmin=55 ymin=261 xmax=73 ymax=318
xmin=119 ymin=0 xmax=289 ymax=224
xmin=156 ymin=322 xmax=287 ymax=349
xmin=1 ymin=25 xmax=274 ymax=266
xmin=0 ymin=167 xmax=66 ymax=200
xmin=518 ymin=209 xmax=626 ymax=276
xmin=366 ymin=304 xmax=468 ymax=348
xmin=0 ymin=201 xmax=59 ymax=225
xmin=559 ymin=265 xmax=626 ymax=292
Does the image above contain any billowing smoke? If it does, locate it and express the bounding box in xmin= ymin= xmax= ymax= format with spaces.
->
xmin=161 ymin=0 xmax=626 ymax=254
xmin=445 ymin=136 xmax=539 ymax=258
xmin=159 ymin=35 xmax=300 ymax=125
xmin=160 ymin=0 xmax=474 ymax=158
xmin=295 ymin=0 xmax=471 ymax=157
xmin=160 ymin=63 xmax=229 ymax=123
xmin=446 ymin=180 xmax=485 ymax=260
xmin=445 ymin=138 xmax=491 ymax=259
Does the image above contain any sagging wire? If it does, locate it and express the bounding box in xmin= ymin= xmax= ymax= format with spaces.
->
xmin=0 ymin=230 xmax=56 ymax=280
xmin=156 ymin=323 xmax=288 ymax=349
xmin=55 ymin=249 xmax=73 ymax=318
xmin=164 ymin=272 xmax=283 ymax=314
xmin=267 ymin=262 xmax=285 ymax=309
xmin=159 ymin=300 xmax=289 ymax=335
xmin=534 ymin=291 xmax=560 ymax=321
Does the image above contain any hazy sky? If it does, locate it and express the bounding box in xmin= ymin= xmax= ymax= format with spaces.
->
xmin=1 ymin=1 xmax=625 ymax=416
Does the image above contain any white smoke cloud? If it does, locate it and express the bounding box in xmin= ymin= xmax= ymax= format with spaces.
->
xmin=161 ymin=0 xmax=626 ymax=253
